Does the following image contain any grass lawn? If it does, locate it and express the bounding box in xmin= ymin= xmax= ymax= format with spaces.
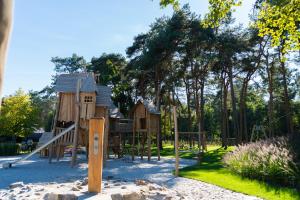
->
xmin=178 ymin=145 xmax=300 ymax=200
xmin=152 ymin=144 xmax=198 ymax=159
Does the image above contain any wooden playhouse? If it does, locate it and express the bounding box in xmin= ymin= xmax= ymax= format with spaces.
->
xmin=47 ymin=72 xmax=125 ymax=163
xmin=131 ymin=99 xmax=161 ymax=161
xmin=41 ymin=72 xmax=161 ymax=163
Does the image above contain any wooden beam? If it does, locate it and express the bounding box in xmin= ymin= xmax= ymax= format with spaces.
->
xmin=156 ymin=116 xmax=160 ymax=161
xmin=173 ymin=106 xmax=179 ymax=177
xmin=198 ymin=121 xmax=201 ymax=154
xmin=49 ymin=93 xmax=61 ymax=163
xmin=147 ymin=111 xmax=151 ymax=161
xmin=132 ymin=112 xmax=136 ymax=161
xmin=71 ymin=79 xmax=81 ymax=167
xmin=103 ymin=108 xmax=109 ymax=164
xmin=88 ymin=118 xmax=105 ymax=193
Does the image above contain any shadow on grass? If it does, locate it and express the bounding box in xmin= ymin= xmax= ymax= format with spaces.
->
xmin=151 ymin=145 xmax=197 ymax=159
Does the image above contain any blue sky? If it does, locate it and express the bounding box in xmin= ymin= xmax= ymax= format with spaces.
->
xmin=3 ymin=0 xmax=254 ymax=96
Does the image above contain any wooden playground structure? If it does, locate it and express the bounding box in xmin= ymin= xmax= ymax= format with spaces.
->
xmin=3 ymin=72 xmax=207 ymax=191
xmin=38 ymin=72 xmax=161 ymax=165
xmin=131 ymin=99 xmax=161 ymax=161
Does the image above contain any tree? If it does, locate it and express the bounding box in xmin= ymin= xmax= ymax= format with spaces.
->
xmin=29 ymin=89 xmax=56 ymax=132
xmin=51 ymin=53 xmax=87 ymax=87
xmin=0 ymin=89 xmax=39 ymax=137
xmin=51 ymin=53 xmax=87 ymax=74
xmin=255 ymin=0 xmax=300 ymax=54
xmin=160 ymin=0 xmax=241 ymax=28
xmin=88 ymin=53 xmax=134 ymax=115
xmin=160 ymin=0 xmax=300 ymax=53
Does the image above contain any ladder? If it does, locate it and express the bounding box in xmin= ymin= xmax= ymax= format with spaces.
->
xmin=2 ymin=124 xmax=75 ymax=168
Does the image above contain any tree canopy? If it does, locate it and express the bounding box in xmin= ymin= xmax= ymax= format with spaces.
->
xmin=0 ymin=89 xmax=39 ymax=137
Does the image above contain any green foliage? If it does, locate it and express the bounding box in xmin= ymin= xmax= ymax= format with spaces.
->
xmin=29 ymin=90 xmax=55 ymax=131
xmin=159 ymin=0 xmax=241 ymax=28
xmin=0 ymin=143 xmax=20 ymax=156
xmin=159 ymin=0 xmax=179 ymax=9
xmin=255 ymin=0 xmax=300 ymax=53
xmin=223 ymin=138 xmax=299 ymax=187
xmin=51 ymin=53 xmax=87 ymax=74
xmin=160 ymin=0 xmax=299 ymax=54
xmin=180 ymin=146 xmax=300 ymax=200
xmin=0 ymin=89 xmax=39 ymax=137
xmin=88 ymin=53 xmax=134 ymax=115
xmin=203 ymin=0 xmax=242 ymax=28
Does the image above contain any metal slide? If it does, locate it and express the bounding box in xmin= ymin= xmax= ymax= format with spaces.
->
xmin=2 ymin=124 xmax=75 ymax=168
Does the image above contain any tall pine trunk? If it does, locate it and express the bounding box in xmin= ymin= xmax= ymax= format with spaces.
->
xmin=155 ymin=66 xmax=163 ymax=149
xmin=278 ymin=49 xmax=294 ymax=135
xmin=185 ymin=79 xmax=193 ymax=147
xmin=266 ymin=52 xmax=275 ymax=137
xmin=228 ymin=66 xmax=240 ymax=144
xmin=221 ymin=73 xmax=228 ymax=148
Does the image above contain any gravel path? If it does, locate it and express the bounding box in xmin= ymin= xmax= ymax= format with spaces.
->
xmin=105 ymin=156 xmax=261 ymax=200
xmin=0 ymin=155 xmax=261 ymax=200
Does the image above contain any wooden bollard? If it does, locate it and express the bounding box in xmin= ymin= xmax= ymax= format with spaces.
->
xmin=88 ymin=118 xmax=105 ymax=193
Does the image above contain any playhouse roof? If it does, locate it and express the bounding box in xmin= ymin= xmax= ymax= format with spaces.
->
xmin=109 ymin=103 xmax=124 ymax=118
xmin=133 ymin=99 xmax=160 ymax=115
xmin=55 ymin=73 xmax=97 ymax=93
xmin=96 ymin=85 xmax=112 ymax=106
xmin=55 ymin=73 xmax=124 ymax=118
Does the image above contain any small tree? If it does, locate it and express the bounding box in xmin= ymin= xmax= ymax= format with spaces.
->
xmin=0 ymin=89 xmax=39 ymax=138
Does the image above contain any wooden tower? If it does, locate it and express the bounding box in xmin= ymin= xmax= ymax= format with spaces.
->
xmin=48 ymin=72 xmax=120 ymax=165
xmin=131 ymin=99 xmax=160 ymax=161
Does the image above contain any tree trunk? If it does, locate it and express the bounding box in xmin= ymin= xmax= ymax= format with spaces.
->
xmin=278 ymin=49 xmax=294 ymax=135
xmin=221 ymin=74 xmax=228 ymax=148
xmin=193 ymin=74 xmax=201 ymax=151
xmin=239 ymin=78 xmax=250 ymax=142
xmin=266 ymin=53 xmax=275 ymax=137
xmin=223 ymin=79 xmax=229 ymax=148
xmin=185 ymin=78 xmax=193 ymax=147
xmin=155 ymin=67 xmax=163 ymax=149
xmin=199 ymin=81 xmax=206 ymax=150
xmin=228 ymin=66 xmax=240 ymax=144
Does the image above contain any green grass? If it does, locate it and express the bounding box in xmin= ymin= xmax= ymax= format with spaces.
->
xmin=178 ymin=145 xmax=300 ymax=200
xmin=151 ymin=144 xmax=198 ymax=159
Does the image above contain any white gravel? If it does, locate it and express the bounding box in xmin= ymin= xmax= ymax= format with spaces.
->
xmin=0 ymin=154 xmax=261 ymax=200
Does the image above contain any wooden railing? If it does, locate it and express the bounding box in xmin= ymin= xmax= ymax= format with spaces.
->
xmin=54 ymin=127 xmax=75 ymax=145
xmin=110 ymin=119 xmax=133 ymax=133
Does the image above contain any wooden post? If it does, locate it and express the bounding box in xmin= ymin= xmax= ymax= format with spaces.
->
xmin=156 ymin=116 xmax=160 ymax=161
xmin=56 ymin=144 xmax=61 ymax=161
xmin=132 ymin=112 xmax=136 ymax=161
xmin=88 ymin=118 xmax=105 ymax=193
xmin=173 ymin=106 xmax=179 ymax=177
xmin=103 ymin=108 xmax=109 ymax=164
xmin=49 ymin=94 xmax=61 ymax=163
xmin=147 ymin=111 xmax=151 ymax=161
xmin=71 ymin=79 xmax=81 ymax=167
xmin=198 ymin=122 xmax=201 ymax=154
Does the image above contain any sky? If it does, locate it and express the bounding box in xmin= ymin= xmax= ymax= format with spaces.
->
xmin=3 ymin=0 xmax=255 ymax=96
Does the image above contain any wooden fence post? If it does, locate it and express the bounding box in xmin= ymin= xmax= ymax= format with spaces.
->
xmin=88 ymin=118 xmax=105 ymax=193
xmin=173 ymin=106 xmax=179 ymax=177
xmin=132 ymin=112 xmax=136 ymax=161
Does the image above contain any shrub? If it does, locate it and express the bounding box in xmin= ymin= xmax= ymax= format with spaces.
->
xmin=223 ymin=137 xmax=299 ymax=187
xmin=0 ymin=143 xmax=20 ymax=156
